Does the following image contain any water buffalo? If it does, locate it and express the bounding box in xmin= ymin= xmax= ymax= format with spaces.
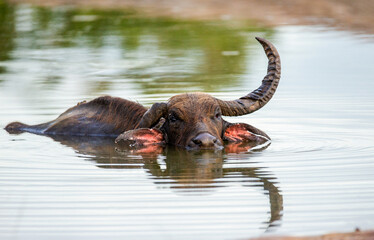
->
xmin=5 ymin=37 xmax=281 ymax=150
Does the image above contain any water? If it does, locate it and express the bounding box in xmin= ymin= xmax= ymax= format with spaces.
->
xmin=1 ymin=3 xmax=374 ymax=240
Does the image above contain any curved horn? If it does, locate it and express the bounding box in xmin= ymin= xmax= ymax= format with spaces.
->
xmin=137 ymin=102 xmax=167 ymax=128
xmin=218 ymin=37 xmax=281 ymax=116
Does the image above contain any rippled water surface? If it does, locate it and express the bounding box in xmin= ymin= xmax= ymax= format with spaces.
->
xmin=1 ymin=3 xmax=374 ymax=240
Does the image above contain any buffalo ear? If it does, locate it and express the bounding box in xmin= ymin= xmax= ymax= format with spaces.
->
xmin=115 ymin=128 xmax=165 ymax=147
xmin=138 ymin=102 xmax=167 ymax=128
xmin=223 ymin=123 xmax=270 ymax=143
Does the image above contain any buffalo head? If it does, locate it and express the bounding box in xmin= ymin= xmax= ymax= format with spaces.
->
xmin=116 ymin=37 xmax=281 ymax=150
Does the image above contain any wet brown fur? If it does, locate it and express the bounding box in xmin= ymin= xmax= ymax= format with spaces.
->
xmin=5 ymin=96 xmax=147 ymax=137
xmin=87 ymin=96 xmax=147 ymax=131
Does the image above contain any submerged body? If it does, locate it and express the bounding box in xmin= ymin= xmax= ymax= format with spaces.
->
xmin=5 ymin=37 xmax=281 ymax=150
xmin=6 ymin=97 xmax=147 ymax=137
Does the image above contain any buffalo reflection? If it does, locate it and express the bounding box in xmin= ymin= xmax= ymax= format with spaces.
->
xmin=50 ymin=134 xmax=283 ymax=230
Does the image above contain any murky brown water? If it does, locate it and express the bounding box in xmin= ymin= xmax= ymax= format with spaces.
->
xmin=0 ymin=3 xmax=374 ymax=240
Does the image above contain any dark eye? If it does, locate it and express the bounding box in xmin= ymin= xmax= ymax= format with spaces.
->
xmin=169 ymin=114 xmax=179 ymax=123
xmin=215 ymin=112 xmax=221 ymax=119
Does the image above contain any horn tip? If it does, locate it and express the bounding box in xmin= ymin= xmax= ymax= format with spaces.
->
xmin=255 ymin=36 xmax=267 ymax=44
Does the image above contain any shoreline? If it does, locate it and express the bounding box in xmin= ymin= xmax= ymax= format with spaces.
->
xmin=250 ymin=230 xmax=374 ymax=240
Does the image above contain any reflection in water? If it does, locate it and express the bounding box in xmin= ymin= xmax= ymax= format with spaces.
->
xmin=49 ymin=134 xmax=283 ymax=230
xmin=0 ymin=3 xmax=273 ymax=94
xmin=0 ymin=2 xmax=15 ymax=77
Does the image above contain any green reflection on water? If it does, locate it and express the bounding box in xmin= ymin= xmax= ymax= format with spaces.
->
xmin=0 ymin=1 xmax=15 ymax=61
xmin=0 ymin=2 xmax=274 ymax=94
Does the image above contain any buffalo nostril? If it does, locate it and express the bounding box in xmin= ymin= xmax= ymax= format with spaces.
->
xmin=192 ymin=138 xmax=202 ymax=146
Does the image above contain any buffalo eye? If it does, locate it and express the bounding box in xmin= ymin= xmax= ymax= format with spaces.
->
xmin=169 ymin=113 xmax=180 ymax=123
xmin=213 ymin=108 xmax=222 ymax=120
